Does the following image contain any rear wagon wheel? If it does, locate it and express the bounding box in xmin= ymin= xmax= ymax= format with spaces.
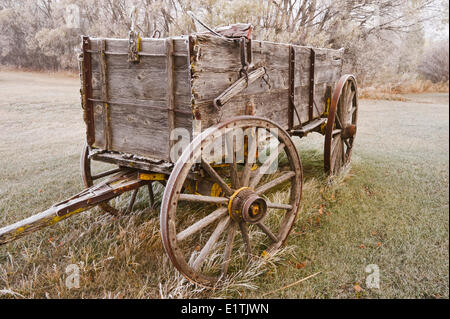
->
xmin=324 ymin=75 xmax=358 ymax=175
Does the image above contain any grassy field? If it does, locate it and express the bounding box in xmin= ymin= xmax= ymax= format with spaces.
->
xmin=0 ymin=70 xmax=448 ymax=299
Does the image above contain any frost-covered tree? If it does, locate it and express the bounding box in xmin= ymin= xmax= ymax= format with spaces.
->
xmin=0 ymin=0 xmax=447 ymax=85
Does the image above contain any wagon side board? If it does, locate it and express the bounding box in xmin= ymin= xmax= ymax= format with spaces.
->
xmin=190 ymin=35 xmax=343 ymax=130
xmin=82 ymin=36 xmax=193 ymax=161
xmin=80 ymin=34 xmax=343 ymax=163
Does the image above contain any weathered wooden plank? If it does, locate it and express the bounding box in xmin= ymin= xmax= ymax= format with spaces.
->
xmin=214 ymin=67 xmax=266 ymax=108
xmin=90 ymin=38 xmax=167 ymax=55
xmin=176 ymin=207 xmax=228 ymax=241
xmin=194 ymin=89 xmax=290 ymax=128
xmin=92 ymin=152 xmax=174 ymax=174
xmin=91 ymin=53 xmax=188 ymax=72
xmin=92 ymin=102 xmax=105 ymax=149
xmin=166 ymin=38 xmax=175 ymax=151
xmin=173 ymin=37 xmax=190 ymax=55
xmin=99 ymin=39 xmax=112 ymax=150
xmin=191 ymin=35 xmax=343 ymax=131
xmin=108 ymin=103 xmax=169 ymax=160
xmin=81 ymin=36 xmax=95 ymax=146
xmin=88 ymin=36 xmax=192 ymax=160
xmin=89 ymin=37 xmax=192 ymax=160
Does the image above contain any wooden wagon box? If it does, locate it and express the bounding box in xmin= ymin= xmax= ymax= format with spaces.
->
xmin=80 ymin=32 xmax=344 ymax=163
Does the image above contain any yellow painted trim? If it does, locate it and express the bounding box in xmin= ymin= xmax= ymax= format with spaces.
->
xmin=137 ymin=35 xmax=142 ymax=52
xmin=228 ymin=186 xmax=250 ymax=217
xmin=323 ymin=97 xmax=331 ymax=116
xmin=320 ymin=122 xmax=327 ymax=134
xmin=138 ymin=173 xmax=166 ymax=181
xmin=49 ymin=207 xmax=85 ymax=225
xmin=212 ymin=163 xmax=229 ymax=168
xmin=14 ymin=225 xmax=30 ymax=236
xmin=210 ymin=183 xmax=222 ymax=197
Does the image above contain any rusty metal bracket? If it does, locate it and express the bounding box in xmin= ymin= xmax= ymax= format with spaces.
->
xmin=239 ymin=37 xmax=252 ymax=79
xmin=81 ymin=36 xmax=95 ymax=146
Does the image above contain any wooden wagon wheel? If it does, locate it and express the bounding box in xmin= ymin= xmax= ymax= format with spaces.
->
xmin=324 ymin=75 xmax=358 ymax=175
xmin=81 ymin=143 xmax=155 ymax=215
xmin=160 ymin=116 xmax=303 ymax=287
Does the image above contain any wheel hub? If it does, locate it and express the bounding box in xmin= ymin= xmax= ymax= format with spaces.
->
xmin=228 ymin=187 xmax=267 ymax=223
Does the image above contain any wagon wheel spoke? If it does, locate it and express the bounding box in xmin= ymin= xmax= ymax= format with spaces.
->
xmin=126 ymin=188 xmax=139 ymax=213
xmin=177 ymin=207 xmax=228 ymax=242
xmin=343 ymin=137 xmax=351 ymax=149
xmin=341 ymin=138 xmax=346 ymax=165
xmin=335 ymin=141 xmax=344 ymax=173
xmin=178 ymin=193 xmax=228 ymax=204
xmin=335 ymin=111 xmax=344 ymax=129
xmin=192 ymin=217 xmax=231 ymax=271
xmin=241 ymin=129 xmax=257 ymax=187
xmin=226 ymin=132 xmax=241 ymax=189
xmin=249 ymin=143 xmax=285 ymax=189
xmin=337 ymin=140 xmax=344 ymax=172
xmin=331 ymin=135 xmax=343 ymax=174
xmin=255 ymin=171 xmax=295 ymax=195
xmin=331 ymin=134 xmax=342 ymax=157
xmin=266 ymin=202 xmax=292 ymax=210
xmin=238 ymin=221 xmax=252 ymax=259
xmin=220 ymin=220 xmax=238 ymax=278
xmin=344 ymin=83 xmax=353 ymax=109
xmin=201 ymin=159 xmax=233 ymax=196
xmin=343 ymin=91 xmax=355 ymax=128
xmin=256 ymin=222 xmax=278 ymax=242
xmin=332 ymin=129 xmax=342 ymax=136
xmin=347 ymin=91 xmax=355 ymax=110
xmin=337 ymin=85 xmax=347 ymax=124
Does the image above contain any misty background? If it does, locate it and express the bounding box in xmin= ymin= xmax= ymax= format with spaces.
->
xmin=0 ymin=0 xmax=448 ymax=87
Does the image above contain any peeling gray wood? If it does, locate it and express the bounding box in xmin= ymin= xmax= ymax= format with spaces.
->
xmin=191 ymin=35 xmax=342 ymax=130
xmin=86 ymin=34 xmax=342 ymax=161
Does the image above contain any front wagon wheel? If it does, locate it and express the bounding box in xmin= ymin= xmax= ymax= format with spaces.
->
xmin=160 ymin=116 xmax=303 ymax=288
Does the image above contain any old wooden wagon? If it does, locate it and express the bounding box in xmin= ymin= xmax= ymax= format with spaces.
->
xmin=0 ymin=23 xmax=358 ymax=288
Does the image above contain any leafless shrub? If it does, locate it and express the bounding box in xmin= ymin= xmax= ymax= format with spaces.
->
xmin=418 ymin=40 xmax=450 ymax=83
xmin=0 ymin=0 xmax=447 ymax=85
xmin=359 ymin=79 xmax=449 ymax=100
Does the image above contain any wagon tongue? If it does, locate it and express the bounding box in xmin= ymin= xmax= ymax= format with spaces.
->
xmin=0 ymin=169 xmax=146 ymax=245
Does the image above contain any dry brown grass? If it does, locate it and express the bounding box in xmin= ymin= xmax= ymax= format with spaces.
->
xmin=0 ymin=71 xmax=448 ymax=299
xmin=0 ymin=66 xmax=78 ymax=79
xmin=360 ymin=79 xmax=449 ymax=101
